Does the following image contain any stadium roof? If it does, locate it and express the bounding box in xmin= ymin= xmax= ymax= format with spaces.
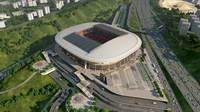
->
xmin=55 ymin=22 xmax=142 ymax=65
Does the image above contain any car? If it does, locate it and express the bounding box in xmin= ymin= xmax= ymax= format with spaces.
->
xmin=152 ymin=102 xmax=157 ymax=104
xmin=151 ymin=63 xmax=156 ymax=68
xmin=154 ymin=69 xmax=159 ymax=73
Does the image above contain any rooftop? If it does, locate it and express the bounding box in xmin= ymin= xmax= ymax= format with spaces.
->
xmin=55 ymin=22 xmax=142 ymax=65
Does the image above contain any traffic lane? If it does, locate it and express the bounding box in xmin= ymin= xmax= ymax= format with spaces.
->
xmin=134 ymin=0 xmax=183 ymax=111
xmin=88 ymin=82 xmax=171 ymax=111
xmin=94 ymin=90 xmax=164 ymax=112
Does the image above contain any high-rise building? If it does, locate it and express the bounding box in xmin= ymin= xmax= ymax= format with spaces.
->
xmin=39 ymin=0 xmax=48 ymax=4
xmin=32 ymin=11 xmax=38 ymax=16
xmin=27 ymin=0 xmax=37 ymax=7
xmin=74 ymin=0 xmax=80 ymax=2
xmin=27 ymin=13 xmax=34 ymax=21
xmin=44 ymin=6 xmax=50 ymax=14
xmin=21 ymin=0 xmax=27 ymax=7
xmin=195 ymin=9 xmax=200 ymax=18
xmin=12 ymin=2 xmax=21 ymax=9
xmin=178 ymin=18 xmax=191 ymax=36
xmin=66 ymin=0 xmax=70 ymax=3
xmin=37 ymin=9 xmax=44 ymax=18
xmin=189 ymin=14 xmax=199 ymax=23
xmin=56 ymin=1 xmax=64 ymax=10
xmin=196 ymin=25 xmax=200 ymax=38
xmin=191 ymin=20 xmax=200 ymax=32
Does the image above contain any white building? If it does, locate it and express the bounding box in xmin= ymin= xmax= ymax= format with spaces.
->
xmin=56 ymin=1 xmax=64 ymax=10
xmin=0 ymin=21 xmax=6 ymax=28
xmin=12 ymin=11 xmax=24 ymax=16
xmin=27 ymin=0 xmax=37 ymax=7
xmin=66 ymin=0 xmax=70 ymax=3
xmin=39 ymin=0 xmax=48 ymax=4
xmin=178 ymin=18 xmax=191 ymax=35
xmin=12 ymin=2 xmax=21 ymax=9
xmin=43 ymin=6 xmax=50 ymax=14
xmin=74 ymin=0 xmax=80 ymax=2
xmin=37 ymin=9 xmax=44 ymax=18
xmin=32 ymin=11 xmax=38 ymax=16
xmin=21 ymin=0 xmax=27 ymax=7
xmin=12 ymin=2 xmax=19 ymax=9
xmin=27 ymin=13 xmax=34 ymax=21
xmin=0 ymin=13 xmax=10 ymax=20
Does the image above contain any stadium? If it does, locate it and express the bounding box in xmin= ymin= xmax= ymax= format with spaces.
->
xmin=55 ymin=22 xmax=142 ymax=71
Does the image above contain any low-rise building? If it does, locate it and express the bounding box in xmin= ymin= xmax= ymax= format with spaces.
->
xmin=43 ymin=6 xmax=50 ymax=14
xmin=178 ymin=18 xmax=191 ymax=35
xmin=0 ymin=21 xmax=6 ymax=28
xmin=12 ymin=11 xmax=24 ymax=16
xmin=27 ymin=13 xmax=34 ymax=21
xmin=37 ymin=9 xmax=44 ymax=18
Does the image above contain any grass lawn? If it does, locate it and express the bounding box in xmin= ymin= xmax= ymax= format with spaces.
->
xmin=0 ymin=67 xmax=33 ymax=91
xmin=0 ymin=0 xmax=123 ymax=70
xmin=0 ymin=67 xmax=59 ymax=112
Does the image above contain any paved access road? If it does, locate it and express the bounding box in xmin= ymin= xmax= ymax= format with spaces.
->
xmin=49 ymin=71 xmax=71 ymax=112
xmin=134 ymin=0 xmax=200 ymax=112
xmin=88 ymin=81 xmax=171 ymax=112
xmin=49 ymin=52 xmax=171 ymax=112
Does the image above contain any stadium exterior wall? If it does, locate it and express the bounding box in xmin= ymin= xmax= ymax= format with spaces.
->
xmin=55 ymin=22 xmax=142 ymax=66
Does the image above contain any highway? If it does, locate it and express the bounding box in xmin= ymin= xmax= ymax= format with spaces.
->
xmin=117 ymin=1 xmax=182 ymax=112
xmin=49 ymin=89 xmax=68 ymax=112
xmin=49 ymin=71 xmax=71 ymax=112
xmin=134 ymin=0 xmax=200 ymax=112
xmin=0 ymin=55 xmax=34 ymax=80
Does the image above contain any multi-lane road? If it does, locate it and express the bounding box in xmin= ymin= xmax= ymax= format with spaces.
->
xmin=134 ymin=0 xmax=200 ymax=111
xmin=49 ymin=71 xmax=71 ymax=112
